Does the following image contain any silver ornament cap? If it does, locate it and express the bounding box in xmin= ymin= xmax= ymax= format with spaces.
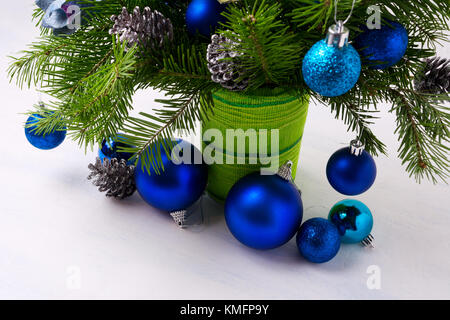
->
xmin=350 ymin=139 xmax=365 ymax=156
xmin=277 ymin=161 xmax=293 ymax=181
xmin=361 ymin=233 xmax=374 ymax=248
xmin=170 ymin=210 xmax=188 ymax=229
xmin=326 ymin=21 xmax=350 ymax=49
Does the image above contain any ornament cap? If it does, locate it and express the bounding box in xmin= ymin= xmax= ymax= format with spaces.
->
xmin=326 ymin=21 xmax=350 ymax=49
xmin=350 ymin=139 xmax=365 ymax=156
xmin=361 ymin=233 xmax=374 ymax=248
xmin=277 ymin=161 xmax=293 ymax=181
xmin=170 ymin=210 xmax=188 ymax=229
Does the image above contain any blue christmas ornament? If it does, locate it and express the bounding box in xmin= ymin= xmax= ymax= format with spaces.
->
xmin=302 ymin=22 xmax=361 ymax=97
xmin=25 ymin=113 xmax=66 ymax=150
xmin=296 ymin=218 xmax=341 ymax=263
xmin=328 ymin=199 xmax=373 ymax=244
xmin=326 ymin=140 xmax=376 ymax=196
xmin=225 ymin=162 xmax=303 ymax=250
xmin=354 ymin=20 xmax=408 ymax=69
xmin=98 ymin=134 xmax=134 ymax=165
xmin=135 ymin=139 xmax=208 ymax=212
xmin=186 ymin=0 xmax=226 ymax=36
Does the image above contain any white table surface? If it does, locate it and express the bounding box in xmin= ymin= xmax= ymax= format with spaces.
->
xmin=1 ymin=3 xmax=449 ymax=300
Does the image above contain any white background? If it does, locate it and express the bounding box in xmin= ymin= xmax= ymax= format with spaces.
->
xmin=1 ymin=2 xmax=449 ymax=300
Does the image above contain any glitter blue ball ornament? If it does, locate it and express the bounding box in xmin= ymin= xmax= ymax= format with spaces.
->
xmin=326 ymin=141 xmax=377 ymax=196
xmin=185 ymin=0 xmax=226 ymax=36
xmin=328 ymin=199 xmax=373 ymax=244
xmin=354 ymin=20 xmax=408 ymax=69
xmin=98 ymin=134 xmax=134 ymax=165
xmin=135 ymin=139 xmax=208 ymax=212
xmin=25 ymin=113 xmax=66 ymax=150
xmin=225 ymin=162 xmax=303 ymax=250
xmin=302 ymin=30 xmax=361 ymax=97
xmin=296 ymin=218 xmax=341 ymax=263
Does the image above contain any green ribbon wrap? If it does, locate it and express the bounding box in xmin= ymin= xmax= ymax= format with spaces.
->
xmin=201 ymin=88 xmax=309 ymax=201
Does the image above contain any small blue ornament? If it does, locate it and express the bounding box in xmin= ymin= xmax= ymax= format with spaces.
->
xmin=296 ymin=218 xmax=341 ymax=263
xmin=225 ymin=162 xmax=303 ymax=250
xmin=328 ymin=199 xmax=373 ymax=244
xmin=98 ymin=134 xmax=134 ymax=165
xmin=302 ymin=23 xmax=361 ymax=97
xmin=186 ymin=0 xmax=226 ymax=36
xmin=135 ymin=139 xmax=208 ymax=212
xmin=354 ymin=20 xmax=408 ymax=69
xmin=326 ymin=140 xmax=376 ymax=196
xmin=25 ymin=113 xmax=66 ymax=150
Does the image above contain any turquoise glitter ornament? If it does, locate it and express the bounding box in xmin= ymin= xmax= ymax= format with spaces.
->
xmin=354 ymin=20 xmax=408 ymax=69
xmin=296 ymin=218 xmax=341 ymax=263
xmin=25 ymin=113 xmax=66 ymax=150
xmin=328 ymin=199 xmax=374 ymax=246
xmin=302 ymin=22 xmax=361 ymax=97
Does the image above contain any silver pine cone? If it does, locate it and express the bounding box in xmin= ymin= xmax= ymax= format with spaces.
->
xmin=109 ymin=6 xmax=173 ymax=51
xmin=88 ymin=157 xmax=136 ymax=199
xmin=414 ymin=56 xmax=450 ymax=95
xmin=207 ymin=34 xmax=248 ymax=91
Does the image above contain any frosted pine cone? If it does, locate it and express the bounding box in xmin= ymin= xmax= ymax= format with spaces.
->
xmin=88 ymin=157 xmax=136 ymax=199
xmin=207 ymin=34 xmax=248 ymax=91
xmin=414 ymin=56 xmax=450 ymax=95
xmin=109 ymin=6 xmax=173 ymax=51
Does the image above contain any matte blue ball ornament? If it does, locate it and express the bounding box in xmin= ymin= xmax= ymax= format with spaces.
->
xmin=326 ymin=140 xmax=377 ymax=196
xmin=225 ymin=161 xmax=303 ymax=250
xmin=186 ymin=0 xmax=226 ymax=36
xmin=135 ymin=139 xmax=208 ymax=213
xmin=98 ymin=134 xmax=134 ymax=165
xmin=25 ymin=113 xmax=66 ymax=150
xmin=328 ymin=199 xmax=374 ymax=245
xmin=296 ymin=218 xmax=341 ymax=263
xmin=302 ymin=22 xmax=361 ymax=97
xmin=354 ymin=20 xmax=408 ymax=69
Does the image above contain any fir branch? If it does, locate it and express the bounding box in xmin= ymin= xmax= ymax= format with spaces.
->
xmin=389 ymin=88 xmax=450 ymax=183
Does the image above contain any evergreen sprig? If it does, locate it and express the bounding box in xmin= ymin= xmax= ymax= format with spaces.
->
xmin=7 ymin=0 xmax=450 ymax=182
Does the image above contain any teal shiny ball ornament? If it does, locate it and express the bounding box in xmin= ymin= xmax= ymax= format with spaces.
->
xmin=135 ymin=139 xmax=208 ymax=212
xmin=25 ymin=113 xmax=66 ymax=150
xmin=185 ymin=0 xmax=226 ymax=36
xmin=296 ymin=218 xmax=341 ymax=263
xmin=328 ymin=199 xmax=373 ymax=244
xmin=225 ymin=164 xmax=303 ymax=250
xmin=354 ymin=20 xmax=408 ymax=69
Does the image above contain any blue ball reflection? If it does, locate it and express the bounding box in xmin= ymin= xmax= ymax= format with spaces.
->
xmin=328 ymin=199 xmax=373 ymax=243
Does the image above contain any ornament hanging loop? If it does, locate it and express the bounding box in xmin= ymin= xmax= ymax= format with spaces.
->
xmin=328 ymin=0 xmax=357 ymax=49
xmin=334 ymin=0 xmax=357 ymax=26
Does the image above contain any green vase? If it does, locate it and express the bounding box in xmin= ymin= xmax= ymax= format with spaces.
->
xmin=201 ymin=88 xmax=309 ymax=201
